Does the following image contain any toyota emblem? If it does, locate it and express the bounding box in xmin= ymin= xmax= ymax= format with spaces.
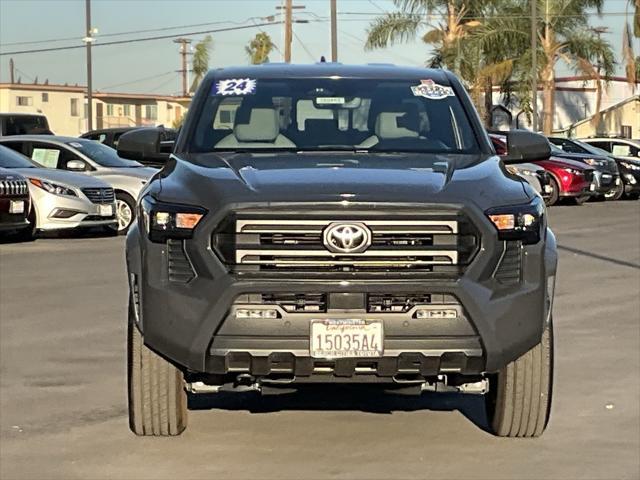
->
xmin=323 ymin=222 xmax=372 ymax=254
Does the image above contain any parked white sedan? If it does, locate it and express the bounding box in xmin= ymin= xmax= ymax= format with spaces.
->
xmin=0 ymin=136 xmax=157 ymax=233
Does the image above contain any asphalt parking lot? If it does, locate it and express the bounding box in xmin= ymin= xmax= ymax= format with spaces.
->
xmin=1 ymin=201 xmax=639 ymax=480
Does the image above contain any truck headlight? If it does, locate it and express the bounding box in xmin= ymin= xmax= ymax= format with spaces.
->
xmin=140 ymin=196 xmax=207 ymax=243
xmin=485 ymin=197 xmax=545 ymax=245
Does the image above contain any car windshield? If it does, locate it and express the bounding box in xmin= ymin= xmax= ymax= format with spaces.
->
xmin=549 ymin=143 xmax=565 ymax=155
xmin=0 ymin=145 xmax=37 ymax=168
xmin=3 ymin=115 xmax=50 ymax=135
xmin=572 ymin=140 xmax=611 ymax=157
xmin=66 ymin=140 xmax=142 ymax=167
xmin=190 ymin=77 xmax=480 ymax=154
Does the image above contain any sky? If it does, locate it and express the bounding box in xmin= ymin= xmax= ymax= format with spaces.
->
xmin=0 ymin=0 xmax=637 ymax=96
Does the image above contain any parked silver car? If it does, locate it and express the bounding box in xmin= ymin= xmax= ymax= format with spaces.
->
xmin=0 ymin=145 xmax=116 ymax=236
xmin=0 ymin=136 xmax=157 ymax=233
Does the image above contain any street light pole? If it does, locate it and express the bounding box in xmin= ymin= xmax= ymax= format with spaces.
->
xmin=84 ymin=0 xmax=93 ymax=131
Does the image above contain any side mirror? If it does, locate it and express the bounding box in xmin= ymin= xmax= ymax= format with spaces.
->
xmin=117 ymin=127 xmax=172 ymax=163
xmin=67 ymin=160 xmax=86 ymax=171
xmin=494 ymin=130 xmax=551 ymax=164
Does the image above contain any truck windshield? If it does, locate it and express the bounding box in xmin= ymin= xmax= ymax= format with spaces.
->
xmin=190 ymin=78 xmax=480 ymax=154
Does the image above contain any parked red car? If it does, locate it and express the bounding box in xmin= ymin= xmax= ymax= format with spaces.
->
xmin=533 ymin=157 xmax=596 ymax=206
xmin=489 ymin=133 xmax=595 ymax=206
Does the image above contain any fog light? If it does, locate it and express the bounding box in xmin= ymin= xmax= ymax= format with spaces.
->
xmin=415 ymin=308 xmax=457 ymax=319
xmin=236 ymin=308 xmax=279 ymax=319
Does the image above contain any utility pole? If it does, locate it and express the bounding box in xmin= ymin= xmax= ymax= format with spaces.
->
xmin=9 ymin=58 xmax=15 ymax=84
xmin=530 ymin=0 xmax=537 ymax=132
xmin=330 ymin=0 xmax=338 ymax=62
xmin=276 ymin=1 xmax=305 ymax=62
xmin=173 ymin=38 xmax=192 ymax=97
xmin=84 ymin=0 xmax=94 ymax=131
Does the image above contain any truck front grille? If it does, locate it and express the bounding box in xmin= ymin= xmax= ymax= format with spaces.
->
xmin=0 ymin=178 xmax=28 ymax=197
xmin=81 ymin=187 xmax=115 ymax=204
xmin=213 ymin=212 xmax=478 ymax=277
xmin=234 ymin=293 xmax=327 ymax=313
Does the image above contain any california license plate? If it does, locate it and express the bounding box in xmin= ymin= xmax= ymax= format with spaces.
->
xmin=99 ymin=204 xmax=113 ymax=217
xmin=9 ymin=200 xmax=24 ymax=214
xmin=310 ymin=319 xmax=383 ymax=358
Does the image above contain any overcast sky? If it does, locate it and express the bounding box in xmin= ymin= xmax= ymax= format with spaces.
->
xmin=0 ymin=0 xmax=636 ymax=95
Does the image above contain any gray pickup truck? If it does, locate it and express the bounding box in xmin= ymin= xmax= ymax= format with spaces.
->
xmin=119 ymin=63 xmax=557 ymax=438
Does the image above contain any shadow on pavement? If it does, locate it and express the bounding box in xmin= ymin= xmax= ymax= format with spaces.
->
xmin=188 ymin=386 xmax=491 ymax=433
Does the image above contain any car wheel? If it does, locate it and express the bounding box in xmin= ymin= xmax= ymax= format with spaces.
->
xmin=604 ymin=182 xmax=624 ymax=201
xmin=128 ymin=302 xmax=188 ymax=436
xmin=573 ymin=194 xmax=590 ymax=205
xmin=485 ymin=323 xmax=553 ymax=438
xmin=545 ymin=178 xmax=559 ymax=206
xmin=112 ymin=192 xmax=136 ymax=235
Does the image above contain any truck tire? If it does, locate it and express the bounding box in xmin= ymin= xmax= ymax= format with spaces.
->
xmin=486 ymin=324 xmax=553 ymax=437
xmin=127 ymin=306 xmax=188 ymax=436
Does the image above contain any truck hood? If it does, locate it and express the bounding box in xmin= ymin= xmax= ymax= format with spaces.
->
xmin=156 ymin=151 xmax=532 ymax=210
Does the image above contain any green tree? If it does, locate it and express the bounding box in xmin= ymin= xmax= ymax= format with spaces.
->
xmin=365 ymin=1 xmax=511 ymax=125
xmin=190 ymin=35 xmax=213 ymax=93
xmin=246 ymin=32 xmax=275 ymax=64
xmin=622 ymin=1 xmax=639 ymax=86
xmin=478 ymin=0 xmax=615 ymax=133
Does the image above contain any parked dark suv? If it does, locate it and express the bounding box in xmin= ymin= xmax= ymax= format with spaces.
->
xmin=0 ymin=167 xmax=31 ymax=238
xmin=121 ymin=64 xmax=557 ymax=438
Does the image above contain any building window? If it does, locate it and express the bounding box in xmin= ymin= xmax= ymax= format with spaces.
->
xmin=621 ymin=125 xmax=632 ymax=139
xmin=106 ymin=104 xmax=114 ymax=116
xmin=144 ymin=105 xmax=158 ymax=120
xmin=16 ymin=96 xmax=33 ymax=106
xmin=70 ymin=98 xmax=79 ymax=117
xmin=42 ymin=93 xmax=49 ymax=102
xmin=123 ymin=104 xmax=131 ymax=117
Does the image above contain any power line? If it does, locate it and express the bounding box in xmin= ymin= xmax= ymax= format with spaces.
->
xmin=0 ymin=21 xmax=283 ymax=57
xmin=1 ymin=16 xmax=277 ymax=47
xmin=98 ymin=71 xmax=174 ymax=90
xmin=292 ymin=31 xmax=315 ymax=61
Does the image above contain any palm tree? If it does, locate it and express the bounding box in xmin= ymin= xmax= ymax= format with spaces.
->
xmin=479 ymin=0 xmax=615 ymax=133
xmin=622 ymin=1 xmax=639 ymax=87
xmin=365 ymin=1 xmax=511 ymax=125
xmin=246 ymin=32 xmax=275 ymax=64
xmin=190 ymin=35 xmax=213 ymax=93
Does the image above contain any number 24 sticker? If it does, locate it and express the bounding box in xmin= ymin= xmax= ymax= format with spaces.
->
xmin=214 ymin=78 xmax=257 ymax=96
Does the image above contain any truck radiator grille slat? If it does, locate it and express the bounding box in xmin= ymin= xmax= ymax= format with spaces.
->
xmin=494 ymin=241 xmax=522 ymax=285
xmin=167 ymin=239 xmax=196 ymax=283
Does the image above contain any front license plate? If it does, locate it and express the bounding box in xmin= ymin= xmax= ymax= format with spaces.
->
xmin=99 ymin=204 xmax=113 ymax=217
xmin=310 ymin=319 xmax=383 ymax=358
xmin=589 ymin=183 xmax=596 ymax=191
xmin=9 ymin=200 xmax=24 ymax=214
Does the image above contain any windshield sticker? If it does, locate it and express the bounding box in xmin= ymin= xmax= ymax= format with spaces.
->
xmin=31 ymin=148 xmax=59 ymax=168
xmin=69 ymin=142 xmax=83 ymax=148
xmin=411 ymin=79 xmax=455 ymax=100
xmin=214 ymin=78 xmax=257 ymax=96
xmin=316 ymin=97 xmax=345 ymax=105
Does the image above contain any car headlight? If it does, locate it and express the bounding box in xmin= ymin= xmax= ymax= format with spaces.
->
xmin=28 ymin=178 xmax=77 ymax=197
xmin=486 ymin=196 xmax=545 ymax=245
xmin=140 ymin=196 xmax=207 ymax=243
xmin=583 ymin=158 xmax=600 ymax=166
xmin=620 ymin=161 xmax=640 ymax=171
xmin=562 ymin=167 xmax=583 ymax=175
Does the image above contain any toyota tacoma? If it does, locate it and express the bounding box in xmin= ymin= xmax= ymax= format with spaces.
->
xmin=120 ymin=64 xmax=557 ymax=438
